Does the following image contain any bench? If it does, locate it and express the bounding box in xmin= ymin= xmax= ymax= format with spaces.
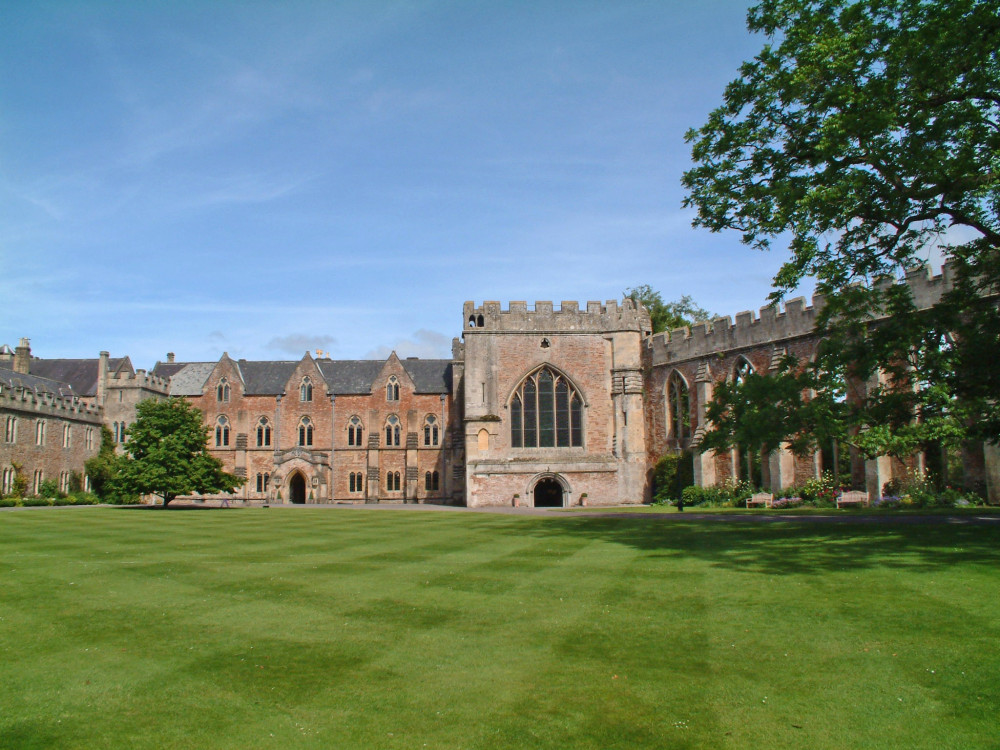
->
xmin=836 ymin=490 xmax=870 ymax=508
xmin=746 ymin=492 xmax=773 ymax=508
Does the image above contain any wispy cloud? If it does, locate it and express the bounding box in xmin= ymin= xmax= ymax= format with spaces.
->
xmin=266 ymin=333 xmax=337 ymax=355
xmin=364 ymin=329 xmax=451 ymax=360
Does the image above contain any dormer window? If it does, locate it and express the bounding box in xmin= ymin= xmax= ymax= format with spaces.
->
xmin=217 ymin=378 xmax=231 ymax=403
xmin=386 ymin=376 xmax=399 ymax=401
xmin=300 ymin=377 xmax=313 ymax=402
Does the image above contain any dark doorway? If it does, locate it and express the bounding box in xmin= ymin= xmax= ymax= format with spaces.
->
xmin=534 ymin=478 xmax=564 ymax=508
xmin=289 ymin=473 xmax=306 ymax=504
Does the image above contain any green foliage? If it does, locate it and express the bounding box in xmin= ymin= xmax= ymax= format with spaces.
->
xmin=0 ymin=497 xmax=19 ymax=507
xmin=85 ymin=426 xmax=122 ymax=501
xmin=684 ymin=0 xmax=1000 ymax=448
xmin=651 ymin=451 xmax=694 ymax=502
xmin=117 ymin=398 xmax=243 ymax=506
xmin=21 ymin=496 xmax=53 ymax=507
xmin=624 ymin=286 xmax=715 ymax=333
xmin=68 ymin=471 xmax=83 ymax=494
xmin=681 ymin=480 xmax=757 ymax=508
xmin=5 ymin=461 xmax=28 ymax=499
xmin=36 ymin=479 xmax=64 ymax=499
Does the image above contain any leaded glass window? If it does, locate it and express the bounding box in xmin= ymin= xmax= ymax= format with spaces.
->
xmin=509 ymin=367 xmax=583 ymax=448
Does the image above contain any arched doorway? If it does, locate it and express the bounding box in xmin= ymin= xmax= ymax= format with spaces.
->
xmin=289 ymin=473 xmax=306 ymax=505
xmin=533 ymin=477 xmax=564 ymax=508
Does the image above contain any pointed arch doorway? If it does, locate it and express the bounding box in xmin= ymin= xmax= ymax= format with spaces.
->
xmin=289 ymin=472 xmax=306 ymax=505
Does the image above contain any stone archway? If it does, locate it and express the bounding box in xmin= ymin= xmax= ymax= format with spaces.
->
xmin=289 ymin=472 xmax=307 ymax=505
xmin=533 ymin=477 xmax=565 ymax=508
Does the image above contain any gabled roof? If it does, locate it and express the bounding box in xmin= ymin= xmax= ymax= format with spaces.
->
xmin=28 ymin=358 xmax=128 ymax=397
xmin=238 ymin=361 xmax=300 ymax=395
xmin=159 ymin=362 xmax=216 ymax=396
xmin=0 ymin=365 xmax=80 ymax=398
xmin=317 ymin=360 xmax=384 ymax=395
xmin=400 ymin=359 xmax=453 ymax=394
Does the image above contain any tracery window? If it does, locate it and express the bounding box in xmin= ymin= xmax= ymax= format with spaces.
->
xmin=667 ymin=370 xmax=691 ymax=442
xmin=385 ymin=470 xmax=401 ymax=491
xmin=298 ymin=416 xmax=313 ymax=447
xmin=215 ymin=416 xmax=230 ymax=447
xmin=35 ymin=420 xmax=46 ymax=446
xmin=1 ymin=467 xmax=13 ymax=495
xmin=386 ymin=376 xmax=400 ymax=401
xmin=300 ymin=377 xmax=313 ymax=402
xmin=734 ymin=357 xmax=754 ymax=385
xmin=217 ymin=378 xmax=231 ymax=403
xmin=5 ymin=416 xmax=17 ymax=443
xmin=423 ymin=415 xmax=439 ymax=446
xmin=348 ymin=416 xmax=363 ymax=447
xmin=424 ymin=471 xmax=439 ymax=492
xmin=509 ymin=366 xmax=583 ymax=448
xmin=85 ymin=428 xmax=94 ymax=450
xmin=385 ymin=415 xmax=401 ymax=447
xmin=256 ymin=417 xmax=272 ymax=447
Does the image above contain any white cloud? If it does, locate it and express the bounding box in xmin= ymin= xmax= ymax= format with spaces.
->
xmin=364 ymin=329 xmax=451 ymax=360
xmin=266 ymin=333 xmax=337 ymax=355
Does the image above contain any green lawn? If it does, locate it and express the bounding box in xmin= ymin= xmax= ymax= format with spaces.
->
xmin=2 ymin=507 xmax=998 ymax=749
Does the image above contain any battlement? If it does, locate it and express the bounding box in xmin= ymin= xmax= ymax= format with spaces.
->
xmin=648 ymin=263 xmax=957 ymax=365
xmin=0 ymin=380 xmax=104 ymax=421
xmin=463 ymin=299 xmax=652 ymax=334
xmin=108 ymin=368 xmax=170 ymax=391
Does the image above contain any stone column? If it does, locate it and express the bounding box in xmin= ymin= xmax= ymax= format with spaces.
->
xmin=768 ymin=444 xmax=796 ymax=493
xmin=692 ymin=362 xmax=716 ymax=487
xmin=984 ymin=442 xmax=1000 ymax=505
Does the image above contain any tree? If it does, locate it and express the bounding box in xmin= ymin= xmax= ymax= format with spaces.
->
xmin=624 ymin=285 xmax=716 ymax=333
xmin=117 ymin=398 xmax=243 ymax=506
xmin=84 ymin=425 xmax=120 ymax=500
xmin=683 ymin=0 xmax=1000 ymax=455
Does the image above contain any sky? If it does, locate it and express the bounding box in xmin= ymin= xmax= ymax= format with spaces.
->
xmin=1 ymin=0 xmax=804 ymax=368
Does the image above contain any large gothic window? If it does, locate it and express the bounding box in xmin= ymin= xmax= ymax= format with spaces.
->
xmin=734 ymin=357 xmax=754 ymax=385
xmin=667 ymin=371 xmax=690 ymax=442
xmin=423 ymin=415 xmax=439 ymax=446
xmin=386 ymin=376 xmax=399 ymax=401
xmin=215 ymin=416 xmax=230 ymax=447
xmin=509 ymin=366 xmax=583 ymax=448
xmin=300 ymin=377 xmax=313 ymax=402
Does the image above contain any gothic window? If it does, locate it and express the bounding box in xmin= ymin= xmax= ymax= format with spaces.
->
xmin=734 ymin=357 xmax=755 ymax=385
xmin=298 ymin=416 xmax=313 ymax=447
xmin=385 ymin=470 xmax=400 ymax=491
xmin=217 ymin=378 xmax=231 ymax=403
xmin=509 ymin=366 xmax=584 ymax=448
xmin=256 ymin=417 xmax=272 ymax=447
xmin=385 ymin=415 xmax=401 ymax=447
xmin=33 ymin=469 xmax=43 ymax=495
xmin=348 ymin=416 xmax=363 ymax=447
xmin=423 ymin=415 xmax=439 ymax=446
xmin=300 ymin=377 xmax=313 ymax=402
xmin=215 ymin=416 xmax=230 ymax=447
xmin=4 ymin=416 xmax=15 ymax=443
xmin=63 ymin=423 xmax=71 ymax=448
xmin=350 ymin=472 xmax=364 ymax=493
xmin=667 ymin=370 xmax=691 ymax=442
xmin=112 ymin=422 xmax=119 ymax=443
xmin=35 ymin=420 xmax=46 ymax=446
xmin=85 ymin=428 xmax=94 ymax=450
xmin=59 ymin=472 xmax=70 ymax=493
xmin=256 ymin=473 xmax=270 ymax=493
xmin=424 ymin=471 xmax=440 ymax=492
xmin=386 ymin=376 xmax=399 ymax=401
xmin=1 ymin=467 xmax=13 ymax=495
xmin=119 ymin=421 xmax=126 ymax=443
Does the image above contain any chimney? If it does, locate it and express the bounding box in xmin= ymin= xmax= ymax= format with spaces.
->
xmin=97 ymin=351 xmax=110 ymax=406
xmin=13 ymin=338 xmax=30 ymax=374
xmin=167 ymin=352 xmax=175 ymax=363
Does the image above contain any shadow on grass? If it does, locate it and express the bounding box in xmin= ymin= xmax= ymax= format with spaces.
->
xmin=519 ymin=515 xmax=1000 ymax=576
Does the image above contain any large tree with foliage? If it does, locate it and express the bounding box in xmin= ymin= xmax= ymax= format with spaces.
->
xmin=683 ymin=0 xmax=1000 ymax=459
xmin=117 ymin=398 xmax=242 ymax=506
xmin=624 ymin=286 xmax=716 ymax=333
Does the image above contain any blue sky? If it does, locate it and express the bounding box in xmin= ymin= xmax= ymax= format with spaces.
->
xmin=1 ymin=0 xmax=799 ymax=367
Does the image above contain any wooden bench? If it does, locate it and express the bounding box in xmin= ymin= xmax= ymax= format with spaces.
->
xmin=746 ymin=492 xmax=773 ymax=508
xmin=836 ymin=490 xmax=870 ymax=508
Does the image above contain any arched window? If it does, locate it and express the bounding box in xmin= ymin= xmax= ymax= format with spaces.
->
xmin=385 ymin=470 xmax=400 ymax=491
xmin=298 ymin=416 xmax=313 ymax=447
xmin=667 ymin=371 xmax=691 ymax=442
xmin=423 ymin=415 xmax=439 ymax=446
xmin=256 ymin=473 xmax=270 ymax=492
xmin=119 ymin=421 xmax=126 ymax=443
xmin=300 ymin=377 xmax=313 ymax=402
xmin=217 ymin=378 xmax=230 ymax=403
xmin=734 ymin=357 xmax=755 ymax=385
xmin=477 ymin=314 xmax=484 ymax=327
xmin=350 ymin=472 xmax=365 ymax=493
xmin=63 ymin=423 xmax=71 ymax=448
xmin=348 ymin=416 xmax=363 ymax=447
xmin=215 ymin=416 xmax=230 ymax=447
xmin=5 ymin=416 xmax=17 ymax=443
xmin=386 ymin=376 xmax=399 ymax=401
xmin=256 ymin=417 xmax=271 ymax=447
xmin=35 ymin=420 xmax=46 ymax=446
xmin=509 ymin=366 xmax=583 ymax=448
xmin=385 ymin=415 xmax=400 ymax=447
xmin=424 ymin=471 xmax=440 ymax=491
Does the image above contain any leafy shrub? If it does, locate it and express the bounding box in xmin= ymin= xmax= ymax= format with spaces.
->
xmin=68 ymin=492 xmax=99 ymax=506
xmin=37 ymin=479 xmax=64 ymax=499
xmin=21 ymin=496 xmax=53 ymax=507
xmin=651 ymin=452 xmax=694 ymax=502
xmin=0 ymin=497 xmax=20 ymax=507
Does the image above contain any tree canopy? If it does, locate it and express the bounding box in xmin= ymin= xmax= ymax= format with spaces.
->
xmin=683 ymin=0 xmax=1000 ymax=457
xmin=117 ymin=398 xmax=242 ymax=506
xmin=624 ymin=286 xmax=716 ymax=333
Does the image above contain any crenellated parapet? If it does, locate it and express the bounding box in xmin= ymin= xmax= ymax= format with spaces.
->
xmin=0 ymin=380 xmax=103 ymax=421
xmin=108 ymin=368 xmax=170 ymax=391
xmin=463 ymin=299 xmax=651 ymax=334
xmin=648 ymin=262 xmax=958 ymax=366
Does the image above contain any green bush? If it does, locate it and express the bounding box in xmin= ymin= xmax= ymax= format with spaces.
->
xmin=68 ymin=492 xmax=99 ymax=506
xmin=37 ymin=479 xmax=64 ymax=499
xmin=0 ymin=497 xmax=20 ymax=507
xmin=21 ymin=496 xmax=53 ymax=507
xmin=651 ymin=451 xmax=694 ymax=502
